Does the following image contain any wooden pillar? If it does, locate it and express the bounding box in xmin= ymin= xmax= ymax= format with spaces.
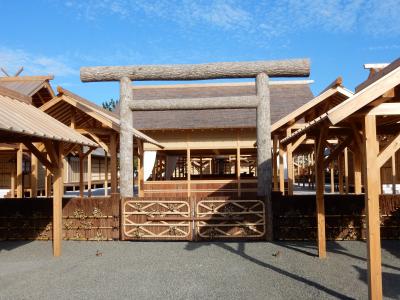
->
xmin=392 ymin=154 xmax=396 ymax=194
xmin=31 ymin=153 xmax=38 ymax=197
xmin=256 ymin=72 xmax=273 ymax=241
xmin=330 ymin=162 xmax=335 ymax=193
xmin=354 ymin=151 xmax=362 ymax=194
xmin=104 ymin=152 xmax=108 ymax=196
xmin=52 ymin=142 xmax=63 ymax=257
xmin=338 ymin=152 xmax=344 ymax=194
xmin=79 ymin=148 xmax=84 ymax=198
xmin=187 ymin=148 xmax=191 ymax=198
xmin=138 ymin=140 xmax=144 ymax=197
xmin=236 ymin=145 xmax=241 ymax=197
xmin=279 ymin=143 xmax=285 ymax=194
xmin=110 ymin=133 xmax=118 ymax=194
xmin=17 ymin=144 xmax=23 ymax=198
xmin=10 ymin=161 xmax=15 ymax=198
xmin=45 ymin=168 xmax=52 ymax=197
xmin=286 ymin=129 xmax=294 ymax=196
xmin=344 ymin=147 xmax=349 ymax=194
xmin=315 ymin=130 xmax=327 ymax=258
xmin=273 ymin=135 xmax=279 ymax=191
xmin=363 ymin=115 xmax=382 ymax=300
xmin=87 ymin=153 xmax=92 ymax=197
xmin=119 ymin=76 xmax=134 ymax=197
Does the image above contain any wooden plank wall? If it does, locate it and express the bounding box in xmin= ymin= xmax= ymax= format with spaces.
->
xmin=0 ymin=196 xmax=119 ymax=241
xmin=273 ymin=194 xmax=400 ymax=240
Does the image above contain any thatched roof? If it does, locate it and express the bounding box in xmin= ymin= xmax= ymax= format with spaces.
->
xmin=129 ymin=81 xmax=314 ymax=130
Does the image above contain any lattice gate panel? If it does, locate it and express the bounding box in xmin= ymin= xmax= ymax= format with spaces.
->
xmin=195 ymin=199 xmax=266 ymax=240
xmin=123 ymin=200 xmax=191 ymax=240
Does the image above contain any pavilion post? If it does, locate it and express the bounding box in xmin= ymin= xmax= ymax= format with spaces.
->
xmin=79 ymin=147 xmax=84 ymax=197
xmin=338 ymin=152 xmax=344 ymax=194
xmin=87 ymin=152 xmax=92 ymax=197
xmin=236 ymin=144 xmax=241 ymax=197
xmin=187 ymin=147 xmax=191 ymax=198
xmin=104 ymin=152 xmax=108 ymax=196
xmin=31 ymin=153 xmax=38 ymax=197
xmin=273 ymin=135 xmax=279 ymax=191
xmin=52 ymin=141 xmax=63 ymax=257
xmin=256 ymin=73 xmax=273 ymax=240
xmin=119 ymin=77 xmax=134 ymax=198
xmin=110 ymin=133 xmax=118 ymax=195
xmin=315 ymin=128 xmax=327 ymax=258
xmin=363 ymin=115 xmax=382 ymax=299
xmin=279 ymin=143 xmax=285 ymax=194
xmin=392 ymin=154 xmax=396 ymax=194
xmin=330 ymin=162 xmax=335 ymax=193
xmin=286 ymin=129 xmax=294 ymax=196
xmin=344 ymin=147 xmax=349 ymax=194
xmin=354 ymin=151 xmax=362 ymax=194
xmin=137 ymin=139 xmax=144 ymax=197
xmin=45 ymin=168 xmax=52 ymax=197
xmin=10 ymin=161 xmax=15 ymax=198
xmin=17 ymin=144 xmax=23 ymax=198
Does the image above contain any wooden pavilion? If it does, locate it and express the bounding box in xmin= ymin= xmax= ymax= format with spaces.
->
xmin=0 ymin=85 xmax=98 ymax=256
xmin=282 ymin=57 xmax=400 ymax=299
xmin=39 ymin=87 xmax=163 ymax=196
xmin=271 ymin=77 xmax=354 ymax=195
xmin=123 ymin=80 xmax=313 ymax=199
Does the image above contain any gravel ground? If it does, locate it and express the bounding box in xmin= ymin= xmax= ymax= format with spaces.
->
xmin=0 ymin=240 xmax=399 ymax=300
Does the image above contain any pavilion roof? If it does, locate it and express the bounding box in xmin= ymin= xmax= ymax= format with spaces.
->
xmin=127 ymin=80 xmax=314 ymax=130
xmin=40 ymin=87 xmax=163 ymax=148
xmin=281 ymin=57 xmax=400 ymax=145
xmin=0 ymin=86 xmax=97 ymax=147
xmin=0 ymin=75 xmax=55 ymax=107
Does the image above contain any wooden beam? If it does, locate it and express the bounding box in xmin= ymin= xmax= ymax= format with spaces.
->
xmin=23 ymin=142 xmax=55 ymax=172
xmin=86 ymin=132 xmax=109 ymax=153
xmin=80 ymin=59 xmax=310 ymax=82
xmin=286 ymin=129 xmax=294 ymax=196
xmin=52 ymin=141 xmax=63 ymax=257
xmin=330 ymin=163 xmax=335 ymax=193
xmin=367 ymin=102 xmax=400 ymax=116
xmin=324 ymin=135 xmax=353 ymax=167
xmin=16 ymin=144 xmax=23 ymax=198
xmin=377 ymin=132 xmax=400 ymax=168
xmin=130 ymin=96 xmax=259 ymax=111
xmin=354 ymin=151 xmax=362 ymax=194
xmin=338 ymin=152 xmax=344 ymax=194
xmin=70 ymin=106 xmax=76 ymax=129
xmin=78 ymin=147 xmax=84 ymax=198
xmin=119 ymin=77 xmax=134 ymax=197
xmin=291 ymin=134 xmax=307 ymax=152
xmin=363 ymin=115 xmax=383 ymax=300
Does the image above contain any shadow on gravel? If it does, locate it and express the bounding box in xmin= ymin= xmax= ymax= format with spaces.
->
xmin=185 ymin=242 xmax=354 ymax=300
xmin=353 ymin=265 xmax=400 ymax=299
xmin=0 ymin=241 xmax=31 ymax=252
xmin=277 ymin=241 xmax=400 ymax=272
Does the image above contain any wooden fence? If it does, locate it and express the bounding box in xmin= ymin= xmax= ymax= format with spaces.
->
xmin=0 ymin=196 xmax=119 ymax=241
xmin=273 ymin=194 xmax=400 ymax=240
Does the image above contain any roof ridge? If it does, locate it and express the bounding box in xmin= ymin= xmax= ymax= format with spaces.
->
xmin=0 ymin=75 xmax=54 ymax=82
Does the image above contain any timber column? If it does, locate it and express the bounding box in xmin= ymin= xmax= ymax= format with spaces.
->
xmin=120 ymin=77 xmax=134 ymax=198
xmin=256 ymin=73 xmax=273 ymax=240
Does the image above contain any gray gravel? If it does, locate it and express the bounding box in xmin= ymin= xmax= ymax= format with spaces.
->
xmin=0 ymin=241 xmax=399 ymax=300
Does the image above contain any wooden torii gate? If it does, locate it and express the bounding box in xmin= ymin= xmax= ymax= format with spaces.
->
xmin=80 ymin=59 xmax=310 ymax=239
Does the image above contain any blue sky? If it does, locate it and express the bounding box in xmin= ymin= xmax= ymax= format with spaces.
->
xmin=0 ymin=0 xmax=399 ymax=105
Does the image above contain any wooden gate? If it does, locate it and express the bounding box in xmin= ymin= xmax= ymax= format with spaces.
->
xmin=122 ymin=198 xmax=266 ymax=241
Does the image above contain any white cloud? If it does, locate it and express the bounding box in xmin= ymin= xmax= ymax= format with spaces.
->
xmin=60 ymin=0 xmax=400 ymax=38
xmin=0 ymin=47 xmax=77 ymax=77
